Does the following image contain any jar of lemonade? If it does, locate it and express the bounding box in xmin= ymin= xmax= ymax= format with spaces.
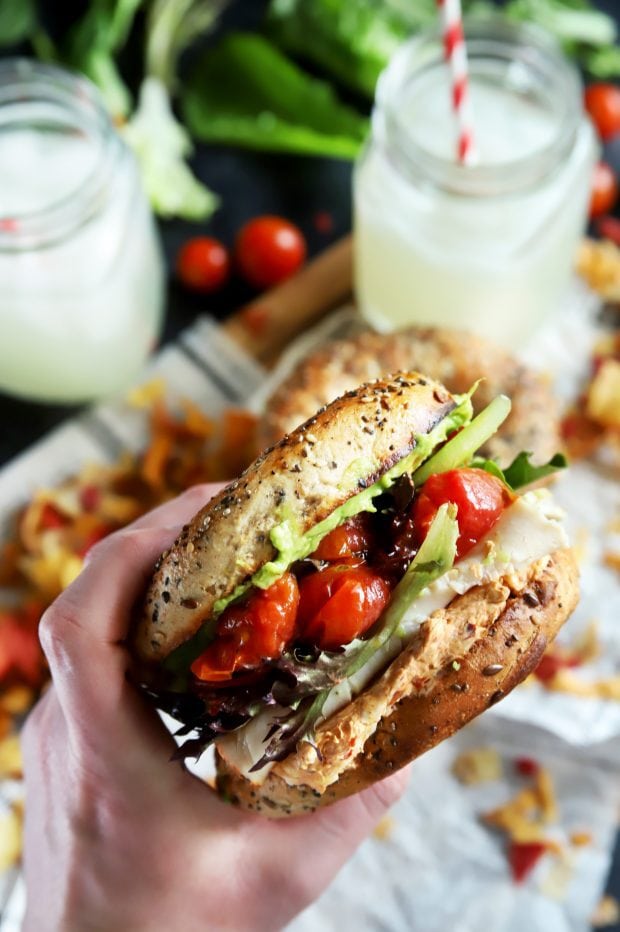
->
xmin=353 ymin=19 xmax=597 ymax=346
xmin=0 ymin=59 xmax=164 ymax=403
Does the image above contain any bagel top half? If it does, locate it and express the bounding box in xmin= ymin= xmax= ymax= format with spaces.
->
xmin=134 ymin=372 xmax=458 ymax=664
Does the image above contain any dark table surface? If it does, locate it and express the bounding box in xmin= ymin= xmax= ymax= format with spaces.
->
xmin=1 ymin=1 xmax=619 ymax=926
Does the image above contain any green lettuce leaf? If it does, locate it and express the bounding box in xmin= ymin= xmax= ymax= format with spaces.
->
xmin=472 ymin=451 xmax=568 ymax=490
xmin=0 ymin=0 xmax=37 ymax=47
xmin=182 ymin=32 xmax=369 ymax=158
xmin=122 ymin=77 xmax=219 ymax=220
xmin=412 ymin=394 xmax=511 ymax=486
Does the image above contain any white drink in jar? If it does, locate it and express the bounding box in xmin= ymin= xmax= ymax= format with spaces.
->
xmin=0 ymin=61 xmax=164 ymax=403
xmin=354 ymin=21 xmax=597 ymax=346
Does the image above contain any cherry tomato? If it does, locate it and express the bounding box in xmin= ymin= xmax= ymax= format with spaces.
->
xmin=595 ymin=214 xmax=620 ymax=246
xmin=514 ymin=757 xmax=540 ymax=777
xmin=235 ymin=216 xmax=306 ymax=289
xmin=533 ymin=650 xmax=580 ymax=684
xmin=0 ymin=608 xmax=45 ymax=687
xmin=584 ymin=83 xmax=620 ymax=141
xmin=411 ymin=468 xmax=513 ymax=560
xmin=176 ymin=237 xmax=231 ymax=294
xmin=312 ymin=516 xmax=374 ymax=562
xmin=191 ymin=572 xmax=299 ymax=682
xmin=39 ymin=503 xmax=69 ymax=531
xmin=298 ymin=565 xmax=391 ymax=651
xmin=508 ymin=841 xmax=547 ymax=884
xmin=590 ymin=161 xmax=619 ymax=219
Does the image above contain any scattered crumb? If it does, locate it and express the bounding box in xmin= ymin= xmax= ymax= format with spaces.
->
xmin=577 ymin=238 xmax=620 ymax=301
xmin=592 ymin=895 xmax=620 ymax=927
xmin=483 ymin=768 xmax=560 ymax=849
xmin=452 ymin=747 xmax=502 ymax=785
xmin=571 ymin=620 xmax=602 ymax=665
xmin=539 ymin=848 xmax=576 ymax=899
xmin=603 ymin=552 xmax=620 ymax=574
xmin=0 ymin=736 xmax=22 ymax=779
xmin=587 ymin=359 xmax=620 ymax=429
xmin=373 ymin=815 xmax=395 ymax=841
xmin=569 ymin=830 xmax=593 ymax=847
xmin=126 ymin=377 xmax=167 ymax=409
xmin=572 ymin=527 xmax=590 ymax=565
xmin=546 ymin=668 xmax=620 ymax=701
xmin=0 ymin=686 xmax=34 ymax=716
xmin=0 ymin=805 xmax=22 ymax=871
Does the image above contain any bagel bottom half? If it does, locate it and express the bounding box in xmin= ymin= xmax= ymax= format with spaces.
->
xmin=215 ymin=548 xmax=578 ymax=818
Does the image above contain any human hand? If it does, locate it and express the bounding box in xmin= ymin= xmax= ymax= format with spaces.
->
xmin=22 ymin=484 xmax=410 ymax=932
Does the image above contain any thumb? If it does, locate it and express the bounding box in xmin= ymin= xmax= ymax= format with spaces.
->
xmin=266 ymin=767 xmax=411 ymax=908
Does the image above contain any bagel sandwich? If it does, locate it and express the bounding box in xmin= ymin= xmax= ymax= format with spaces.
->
xmin=133 ymin=373 xmax=578 ymax=818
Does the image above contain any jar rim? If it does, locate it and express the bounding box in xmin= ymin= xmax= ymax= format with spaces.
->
xmin=0 ymin=58 xmax=118 ymax=250
xmin=375 ymin=17 xmax=584 ymax=197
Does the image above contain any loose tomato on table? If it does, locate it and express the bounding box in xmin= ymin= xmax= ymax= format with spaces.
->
xmin=297 ymin=565 xmax=391 ymax=651
xmin=191 ymin=572 xmax=299 ymax=682
xmin=590 ymin=161 xmax=619 ymax=219
xmin=584 ymin=83 xmax=620 ymax=142
xmin=0 ymin=605 xmax=46 ymax=688
xmin=235 ymin=215 xmax=306 ymax=289
xmin=176 ymin=237 xmax=231 ymax=294
xmin=508 ymin=841 xmax=548 ymax=884
xmin=411 ymin=468 xmax=513 ymax=560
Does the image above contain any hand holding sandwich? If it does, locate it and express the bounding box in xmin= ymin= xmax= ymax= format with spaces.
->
xmin=21 ymin=485 xmax=409 ymax=932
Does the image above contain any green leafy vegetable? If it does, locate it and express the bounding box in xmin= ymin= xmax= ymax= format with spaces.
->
xmin=122 ymin=77 xmax=219 ymax=220
xmin=182 ymin=32 xmax=369 ymax=158
xmin=251 ymin=502 xmax=459 ymax=769
xmin=146 ymin=0 xmax=228 ymax=92
xmin=473 ymin=451 xmax=568 ymax=490
xmin=266 ymin=0 xmax=417 ymax=97
xmin=0 ymin=0 xmax=37 ymax=47
xmin=413 ymin=394 xmax=511 ymax=486
xmin=63 ymin=0 xmax=145 ymax=118
xmin=345 ymin=501 xmax=459 ymax=676
xmin=267 ymin=0 xmax=620 ymax=94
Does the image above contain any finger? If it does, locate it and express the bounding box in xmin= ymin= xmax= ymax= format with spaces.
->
xmin=127 ymin=483 xmax=226 ymax=532
xmin=39 ymin=524 xmax=182 ymax=718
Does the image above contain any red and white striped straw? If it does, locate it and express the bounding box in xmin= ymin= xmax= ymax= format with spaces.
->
xmin=437 ymin=0 xmax=477 ymax=165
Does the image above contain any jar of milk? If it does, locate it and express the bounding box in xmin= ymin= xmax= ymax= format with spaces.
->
xmin=0 ymin=59 xmax=164 ymax=403
xmin=354 ymin=19 xmax=597 ymax=346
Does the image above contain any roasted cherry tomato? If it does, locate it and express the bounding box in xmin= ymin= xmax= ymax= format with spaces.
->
xmin=176 ymin=237 xmax=231 ymax=294
xmin=191 ymin=572 xmax=299 ymax=682
xmin=298 ymin=565 xmax=391 ymax=651
xmin=411 ymin=468 xmax=513 ymax=560
xmin=584 ymin=83 xmax=620 ymax=142
xmin=235 ymin=215 xmax=306 ymax=289
xmin=590 ymin=161 xmax=619 ymax=219
xmin=312 ymin=516 xmax=374 ymax=562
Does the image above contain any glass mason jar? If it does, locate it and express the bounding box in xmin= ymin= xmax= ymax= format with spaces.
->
xmin=0 ymin=59 xmax=165 ymax=403
xmin=353 ymin=19 xmax=598 ymax=347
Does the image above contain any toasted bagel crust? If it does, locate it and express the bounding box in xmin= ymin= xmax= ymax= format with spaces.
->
xmin=215 ymin=548 xmax=578 ymax=817
xmin=261 ymin=327 xmax=560 ymax=467
xmin=134 ymin=373 xmax=457 ymax=663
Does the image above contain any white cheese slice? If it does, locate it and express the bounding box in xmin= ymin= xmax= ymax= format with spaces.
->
xmin=216 ymin=491 xmax=567 ymax=784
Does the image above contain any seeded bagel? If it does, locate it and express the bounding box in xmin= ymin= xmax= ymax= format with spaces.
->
xmin=260 ymin=327 xmax=560 ymax=467
xmin=134 ymin=373 xmax=457 ymax=664
xmin=215 ymin=547 xmax=578 ymax=817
